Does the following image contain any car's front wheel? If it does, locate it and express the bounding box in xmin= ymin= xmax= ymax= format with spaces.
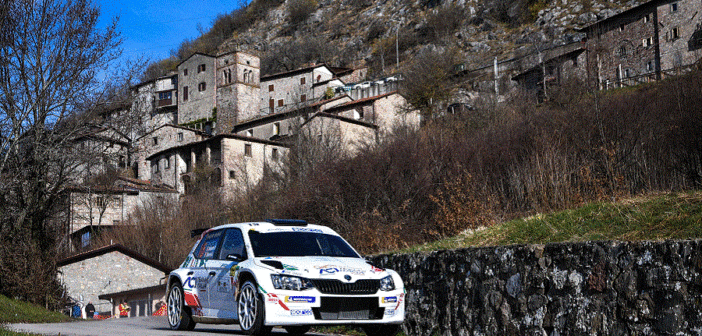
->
xmin=167 ymin=282 xmax=196 ymax=330
xmin=362 ymin=324 xmax=401 ymax=336
xmin=238 ymin=280 xmax=271 ymax=335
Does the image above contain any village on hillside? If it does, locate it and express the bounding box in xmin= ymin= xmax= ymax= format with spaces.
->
xmin=56 ymin=0 xmax=702 ymax=319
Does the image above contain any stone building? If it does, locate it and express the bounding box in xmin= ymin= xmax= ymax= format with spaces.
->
xmin=177 ymin=53 xmax=217 ymax=128
xmin=133 ymin=124 xmax=209 ymax=181
xmin=65 ymin=177 xmax=178 ymax=249
xmin=57 ymin=244 xmax=170 ymax=317
xmin=147 ymin=134 xmax=288 ymax=199
xmin=300 ymin=112 xmax=379 ymax=154
xmin=71 ymin=126 xmax=131 ymax=184
xmin=581 ymin=0 xmax=702 ymax=88
xmin=233 ymin=95 xmax=353 ymax=141
xmin=259 ymin=64 xmax=347 ymax=116
xmin=324 ymin=91 xmax=421 ymax=138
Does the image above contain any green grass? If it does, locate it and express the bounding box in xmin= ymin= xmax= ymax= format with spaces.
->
xmin=401 ymin=191 xmax=702 ymax=253
xmin=0 ymin=295 xmax=72 ymax=335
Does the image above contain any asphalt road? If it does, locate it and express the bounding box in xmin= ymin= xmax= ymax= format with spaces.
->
xmin=8 ymin=316 xmax=335 ymax=336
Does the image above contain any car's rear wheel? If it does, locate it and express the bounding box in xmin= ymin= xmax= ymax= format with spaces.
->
xmin=238 ymin=281 xmax=271 ymax=335
xmin=362 ymin=324 xmax=400 ymax=336
xmin=284 ymin=326 xmax=311 ymax=335
xmin=167 ymin=282 xmax=196 ymax=330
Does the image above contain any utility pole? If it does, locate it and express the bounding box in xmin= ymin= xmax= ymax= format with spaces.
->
xmin=493 ymin=57 xmax=499 ymax=96
xmin=396 ymin=25 xmax=400 ymax=69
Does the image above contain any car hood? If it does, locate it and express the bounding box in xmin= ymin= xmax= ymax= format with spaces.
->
xmin=255 ymin=256 xmax=388 ymax=280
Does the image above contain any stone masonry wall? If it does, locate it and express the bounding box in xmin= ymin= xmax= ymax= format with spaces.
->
xmin=58 ymin=251 xmax=167 ymax=314
xmin=370 ymin=240 xmax=702 ymax=336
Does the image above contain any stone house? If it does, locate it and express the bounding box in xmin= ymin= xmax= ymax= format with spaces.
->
xmin=71 ymin=126 xmax=131 ymax=184
xmin=65 ymin=176 xmax=178 ymax=249
xmin=133 ymin=124 xmax=209 ymax=181
xmin=581 ymin=0 xmax=702 ymax=89
xmin=233 ymin=95 xmax=353 ymax=141
xmin=147 ymin=134 xmax=288 ymax=199
xmin=260 ymin=64 xmax=346 ymax=116
xmin=57 ymin=244 xmax=170 ymax=317
xmin=300 ymin=112 xmax=379 ymax=154
xmin=323 ymin=91 xmax=422 ymax=138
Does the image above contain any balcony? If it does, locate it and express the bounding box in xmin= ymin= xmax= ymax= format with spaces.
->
xmin=157 ymin=98 xmax=174 ymax=107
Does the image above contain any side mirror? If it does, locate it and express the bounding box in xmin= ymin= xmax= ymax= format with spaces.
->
xmin=226 ymin=254 xmax=244 ymax=262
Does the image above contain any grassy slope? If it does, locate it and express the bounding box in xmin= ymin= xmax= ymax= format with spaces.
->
xmin=0 ymin=295 xmax=71 ymax=336
xmin=402 ymin=191 xmax=702 ymax=253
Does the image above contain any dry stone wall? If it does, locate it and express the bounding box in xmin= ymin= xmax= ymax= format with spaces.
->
xmin=370 ymin=240 xmax=702 ymax=336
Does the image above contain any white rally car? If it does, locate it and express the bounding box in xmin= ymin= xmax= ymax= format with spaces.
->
xmin=166 ymin=220 xmax=405 ymax=335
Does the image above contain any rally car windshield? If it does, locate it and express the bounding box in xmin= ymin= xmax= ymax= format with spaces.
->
xmin=248 ymin=231 xmax=360 ymax=258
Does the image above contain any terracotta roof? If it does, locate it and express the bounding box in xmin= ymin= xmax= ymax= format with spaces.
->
xmin=57 ymin=244 xmax=172 ymax=274
xmin=301 ymin=112 xmax=378 ymax=129
xmin=146 ymin=133 xmax=289 ymax=161
xmin=325 ymin=91 xmax=400 ymax=113
xmin=98 ymin=284 xmax=167 ymax=300
xmin=260 ymin=64 xmax=331 ymax=81
xmin=134 ymin=124 xmax=210 ymax=142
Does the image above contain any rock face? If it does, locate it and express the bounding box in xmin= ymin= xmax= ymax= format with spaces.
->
xmin=370 ymin=240 xmax=702 ymax=335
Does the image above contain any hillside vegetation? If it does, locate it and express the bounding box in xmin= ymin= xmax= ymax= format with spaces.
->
xmin=403 ymin=191 xmax=702 ymax=253
xmin=98 ymin=64 xmax=702 ymax=265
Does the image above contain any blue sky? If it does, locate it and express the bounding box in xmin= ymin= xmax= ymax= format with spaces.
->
xmin=96 ymin=0 xmax=243 ymax=66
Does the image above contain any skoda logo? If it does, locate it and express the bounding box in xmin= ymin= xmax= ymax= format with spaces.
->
xmin=344 ymin=275 xmax=352 ymax=281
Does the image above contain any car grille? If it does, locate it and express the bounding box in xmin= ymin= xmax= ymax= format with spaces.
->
xmin=313 ymin=297 xmax=384 ymax=320
xmin=311 ymin=279 xmax=380 ymax=295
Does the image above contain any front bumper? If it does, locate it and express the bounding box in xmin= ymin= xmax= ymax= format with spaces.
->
xmin=262 ymin=290 xmax=405 ymax=326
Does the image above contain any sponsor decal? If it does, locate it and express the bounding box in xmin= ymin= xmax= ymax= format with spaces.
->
xmin=316 ymin=265 xmax=365 ymax=275
xmin=217 ymin=279 xmax=230 ymax=293
xmin=384 ymin=309 xmax=396 ymax=317
xmin=183 ymin=291 xmax=202 ymax=308
xmin=285 ymin=296 xmax=316 ymax=303
xmin=290 ymin=309 xmax=313 ymax=316
xmin=183 ymin=276 xmax=196 ymax=289
xmin=395 ymin=293 xmax=405 ymax=310
xmin=382 ymin=296 xmax=398 ymax=303
xmin=266 ymin=293 xmax=289 ymax=310
xmin=370 ymin=266 xmax=384 ymax=273
xmin=283 ymin=264 xmax=299 ymax=271
xmin=196 ymin=277 xmax=208 ymax=290
xmin=291 ymin=227 xmax=324 ymax=233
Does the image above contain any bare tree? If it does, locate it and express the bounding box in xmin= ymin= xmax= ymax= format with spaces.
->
xmin=0 ymin=0 xmax=123 ymax=306
xmin=399 ymin=47 xmax=462 ymax=118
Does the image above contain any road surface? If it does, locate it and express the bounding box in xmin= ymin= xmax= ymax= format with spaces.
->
xmin=8 ymin=316 xmax=336 ymax=336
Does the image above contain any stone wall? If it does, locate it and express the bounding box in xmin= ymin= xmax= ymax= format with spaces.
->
xmin=370 ymin=240 xmax=702 ymax=336
xmin=58 ymin=250 xmax=167 ymax=314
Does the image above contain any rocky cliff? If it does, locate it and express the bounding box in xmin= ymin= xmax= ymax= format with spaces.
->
xmin=217 ymin=0 xmax=646 ymax=76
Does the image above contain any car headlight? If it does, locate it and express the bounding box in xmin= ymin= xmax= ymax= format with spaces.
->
xmin=270 ymin=275 xmax=315 ymax=291
xmin=380 ymin=275 xmax=395 ymax=291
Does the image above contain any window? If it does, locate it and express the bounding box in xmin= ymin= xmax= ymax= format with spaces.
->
xmin=177 ymin=132 xmax=183 ymax=142
xmin=278 ymin=99 xmax=283 ymax=107
xmin=624 ymin=68 xmax=632 ymax=78
xmin=670 ymin=2 xmax=678 ymax=12
xmin=198 ymin=82 xmax=206 ymax=91
xmin=247 ymin=129 xmax=253 ymax=137
xmin=269 ymin=98 xmax=274 ymax=112
xmin=300 ymin=77 xmax=306 ymax=85
xmin=218 ymin=229 xmax=247 ymax=260
xmin=197 ymin=64 xmax=206 ymax=73
xmin=194 ymin=230 xmax=224 ymax=260
xmin=672 ymin=27 xmax=680 ymax=40
xmin=229 ymin=170 xmax=236 ymax=179
xmin=273 ymin=122 xmax=280 ymax=135
xmin=164 ymin=157 xmax=170 ymax=169
xmin=272 ymin=148 xmax=278 ymax=161
xmin=268 ymin=84 xmax=274 ymax=92
xmin=153 ymin=162 xmax=159 ymax=174
xmin=619 ymin=24 xmax=625 ymax=32
xmin=643 ymin=37 xmax=653 ymax=47
xmin=643 ymin=14 xmax=649 ymax=23
xmin=113 ymin=220 xmax=120 ymax=226
xmin=183 ymin=86 xmax=189 ymax=101
xmin=183 ymin=68 xmax=188 ymax=76
xmin=646 ymin=60 xmax=655 ymax=72
xmin=618 ymin=46 xmax=627 ymax=58
xmin=300 ymin=94 xmax=307 ymax=102
xmin=152 ymin=137 xmax=158 ymax=146
xmin=158 ymin=91 xmax=171 ymax=100
xmin=244 ymin=144 xmax=252 ymax=157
